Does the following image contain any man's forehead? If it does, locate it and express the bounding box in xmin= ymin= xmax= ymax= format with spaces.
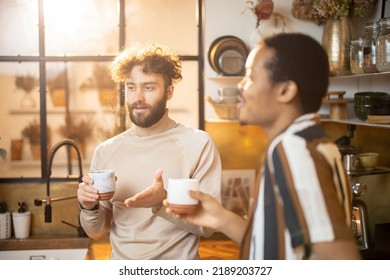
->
xmin=246 ymin=46 xmax=273 ymax=69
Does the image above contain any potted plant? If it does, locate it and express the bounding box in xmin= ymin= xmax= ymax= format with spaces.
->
xmin=47 ymin=70 xmax=67 ymax=107
xmin=93 ymin=64 xmax=118 ymax=106
xmin=21 ymin=119 xmax=52 ymax=160
xmin=15 ymin=75 xmax=37 ymax=93
xmin=58 ymin=115 xmax=94 ymax=158
xmin=15 ymin=75 xmax=38 ymax=108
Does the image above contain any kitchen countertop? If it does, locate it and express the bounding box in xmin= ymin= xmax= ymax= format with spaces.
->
xmin=0 ymin=235 xmax=91 ymax=251
xmin=0 ymin=233 xmax=239 ymax=260
xmin=85 ymin=233 xmax=240 ymax=260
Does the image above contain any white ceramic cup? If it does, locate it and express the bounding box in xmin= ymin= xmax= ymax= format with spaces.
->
xmin=89 ymin=170 xmax=116 ymax=200
xmin=12 ymin=211 xmax=31 ymax=239
xmin=167 ymin=178 xmax=199 ymax=214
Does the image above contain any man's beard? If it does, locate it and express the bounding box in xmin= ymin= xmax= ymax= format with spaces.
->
xmin=128 ymin=96 xmax=167 ymax=128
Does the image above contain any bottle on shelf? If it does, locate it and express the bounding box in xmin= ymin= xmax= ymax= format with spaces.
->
xmin=376 ymin=17 xmax=390 ymax=73
xmin=363 ymin=21 xmax=379 ymax=73
xmin=350 ymin=38 xmax=364 ymax=74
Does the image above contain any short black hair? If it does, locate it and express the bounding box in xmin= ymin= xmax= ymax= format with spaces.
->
xmin=262 ymin=33 xmax=329 ymax=114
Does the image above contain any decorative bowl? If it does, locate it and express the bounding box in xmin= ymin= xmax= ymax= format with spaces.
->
xmin=358 ymin=152 xmax=379 ymax=170
xmin=354 ymin=92 xmax=390 ymax=120
xmin=354 ymin=92 xmax=389 ymax=105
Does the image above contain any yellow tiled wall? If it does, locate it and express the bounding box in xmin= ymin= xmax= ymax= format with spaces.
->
xmin=205 ymin=120 xmax=268 ymax=170
xmin=0 ymin=182 xmax=80 ymax=236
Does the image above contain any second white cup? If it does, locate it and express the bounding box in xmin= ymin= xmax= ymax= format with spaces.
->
xmin=167 ymin=178 xmax=199 ymax=214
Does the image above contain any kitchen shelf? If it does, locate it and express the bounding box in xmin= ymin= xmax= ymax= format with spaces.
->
xmin=330 ymin=71 xmax=390 ymax=80
xmin=208 ymin=76 xmax=243 ymax=82
xmin=209 ymin=71 xmax=390 ymax=81
xmin=320 ymin=117 xmax=390 ymax=129
xmin=347 ymin=166 xmax=390 ymax=178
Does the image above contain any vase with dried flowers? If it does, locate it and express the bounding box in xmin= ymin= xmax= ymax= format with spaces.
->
xmin=291 ymin=0 xmax=378 ymax=76
xmin=241 ymin=0 xmax=290 ymax=48
xmin=292 ymin=0 xmax=378 ymax=25
xmin=21 ymin=119 xmax=52 ymax=160
xmin=15 ymin=74 xmax=38 ymax=108
xmin=58 ymin=115 xmax=94 ymax=158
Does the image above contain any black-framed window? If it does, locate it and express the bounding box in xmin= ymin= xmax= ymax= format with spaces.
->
xmin=0 ymin=0 xmax=204 ymax=182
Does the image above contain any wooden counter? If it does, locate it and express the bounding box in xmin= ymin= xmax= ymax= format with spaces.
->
xmin=0 ymin=233 xmax=239 ymax=260
xmin=85 ymin=233 xmax=240 ymax=260
xmin=0 ymin=235 xmax=90 ymax=251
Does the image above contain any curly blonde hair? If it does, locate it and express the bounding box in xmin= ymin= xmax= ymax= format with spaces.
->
xmin=110 ymin=43 xmax=182 ymax=87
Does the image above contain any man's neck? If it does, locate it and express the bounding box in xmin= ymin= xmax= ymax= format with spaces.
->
xmin=134 ymin=110 xmax=176 ymax=137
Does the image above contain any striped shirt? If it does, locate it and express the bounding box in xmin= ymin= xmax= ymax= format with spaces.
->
xmin=242 ymin=113 xmax=354 ymax=260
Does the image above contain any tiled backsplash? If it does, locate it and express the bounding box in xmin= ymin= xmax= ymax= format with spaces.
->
xmin=0 ymin=182 xmax=81 ymax=236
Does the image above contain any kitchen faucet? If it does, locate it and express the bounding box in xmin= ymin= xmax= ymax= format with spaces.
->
xmin=34 ymin=139 xmax=83 ymax=223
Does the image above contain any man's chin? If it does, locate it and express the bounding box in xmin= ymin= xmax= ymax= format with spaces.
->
xmin=238 ymin=120 xmax=248 ymax=126
xmin=237 ymin=112 xmax=247 ymax=126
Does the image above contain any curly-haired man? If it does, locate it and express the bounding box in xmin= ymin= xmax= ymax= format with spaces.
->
xmin=78 ymin=43 xmax=221 ymax=259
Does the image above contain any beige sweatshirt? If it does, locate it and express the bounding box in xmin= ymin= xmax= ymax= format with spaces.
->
xmin=80 ymin=113 xmax=222 ymax=259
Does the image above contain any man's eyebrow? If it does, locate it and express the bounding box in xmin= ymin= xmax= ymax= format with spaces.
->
xmin=143 ymin=82 xmax=157 ymax=86
xmin=125 ymin=81 xmax=157 ymax=86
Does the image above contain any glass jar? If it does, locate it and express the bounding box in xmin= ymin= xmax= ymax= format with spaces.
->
xmin=350 ymin=38 xmax=364 ymax=74
xmin=376 ymin=17 xmax=390 ymax=72
xmin=362 ymin=21 xmax=379 ymax=73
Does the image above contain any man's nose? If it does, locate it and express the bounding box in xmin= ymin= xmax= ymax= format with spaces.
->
xmin=134 ymin=88 xmax=145 ymax=101
xmin=237 ymin=78 xmax=245 ymax=93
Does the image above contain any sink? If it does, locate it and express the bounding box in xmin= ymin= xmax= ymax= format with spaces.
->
xmin=0 ymin=235 xmax=91 ymax=260
xmin=0 ymin=248 xmax=88 ymax=260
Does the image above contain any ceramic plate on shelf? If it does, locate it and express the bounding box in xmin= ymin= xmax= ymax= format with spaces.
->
xmin=208 ymin=36 xmax=249 ymax=76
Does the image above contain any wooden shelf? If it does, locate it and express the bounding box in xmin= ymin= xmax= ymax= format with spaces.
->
xmin=330 ymin=71 xmax=390 ymax=80
xmin=207 ymin=76 xmax=243 ymax=82
xmin=320 ymin=117 xmax=390 ymax=129
xmin=347 ymin=166 xmax=390 ymax=178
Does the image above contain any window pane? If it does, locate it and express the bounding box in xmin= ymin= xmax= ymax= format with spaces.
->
xmin=0 ymin=0 xmax=39 ymax=56
xmin=0 ymin=62 xmax=41 ymax=178
xmin=125 ymin=0 xmax=198 ymax=55
xmin=45 ymin=62 xmax=126 ymax=178
xmin=44 ymin=0 xmax=119 ymax=56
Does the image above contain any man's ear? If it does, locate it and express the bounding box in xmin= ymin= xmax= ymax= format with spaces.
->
xmin=277 ymin=81 xmax=298 ymax=104
xmin=167 ymin=85 xmax=174 ymax=100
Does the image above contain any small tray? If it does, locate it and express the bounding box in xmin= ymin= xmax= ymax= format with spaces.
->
xmin=366 ymin=115 xmax=390 ymax=124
